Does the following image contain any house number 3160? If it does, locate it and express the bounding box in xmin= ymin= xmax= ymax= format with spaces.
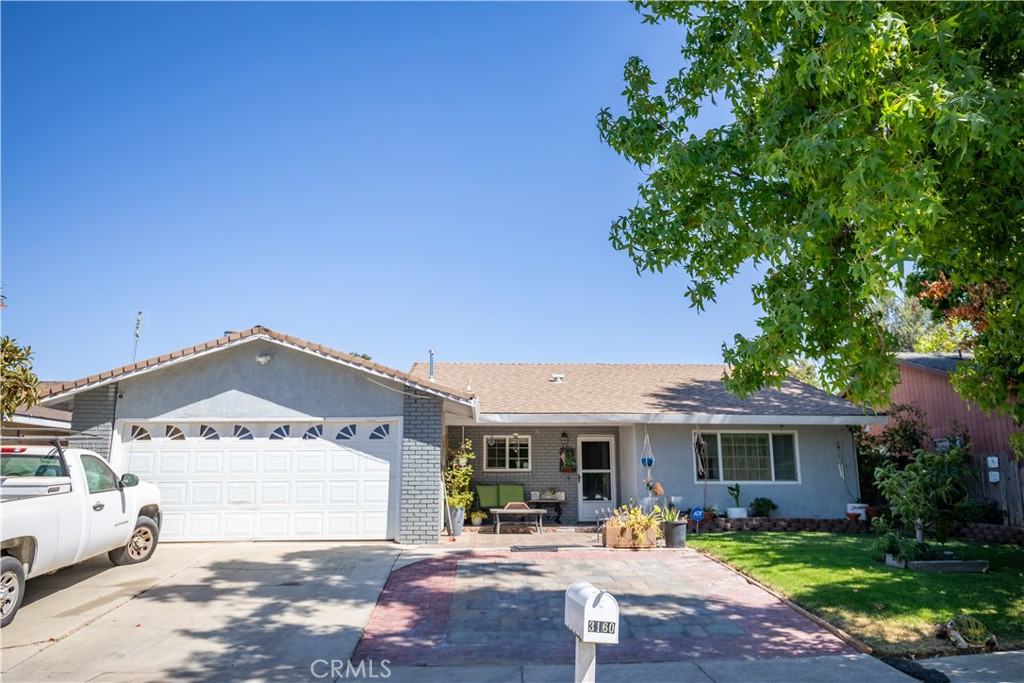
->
xmin=587 ymin=620 xmax=615 ymax=634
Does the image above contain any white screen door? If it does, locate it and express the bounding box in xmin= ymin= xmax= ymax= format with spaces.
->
xmin=577 ymin=436 xmax=616 ymax=521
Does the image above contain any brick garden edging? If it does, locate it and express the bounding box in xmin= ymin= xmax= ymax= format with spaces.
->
xmin=685 ymin=517 xmax=872 ymax=534
xmin=948 ymin=522 xmax=1024 ymax=545
xmin=685 ymin=517 xmax=1024 ymax=545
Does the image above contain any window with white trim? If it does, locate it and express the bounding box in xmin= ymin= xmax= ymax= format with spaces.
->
xmin=199 ymin=424 xmax=220 ymax=441
xmin=335 ymin=424 xmax=357 ymax=441
xmin=303 ymin=425 xmax=323 ymax=440
xmin=369 ymin=423 xmax=390 ymax=440
xmin=695 ymin=432 xmax=798 ymax=482
xmin=233 ymin=425 xmax=254 ymax=440
xmin=269 ymin=424 xmax=290 ymax=440
xmin=484 ymin=435 xmax=531 ymax=471
xmin=165 ymin=425 xmax=185 ymax=441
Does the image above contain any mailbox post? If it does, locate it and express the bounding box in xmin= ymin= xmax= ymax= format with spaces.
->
xmin=564 ymin=581 xmax=619 ymax=683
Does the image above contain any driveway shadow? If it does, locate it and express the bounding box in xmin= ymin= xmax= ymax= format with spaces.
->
xmin=7 ymin=543 xmax=400 ymax=683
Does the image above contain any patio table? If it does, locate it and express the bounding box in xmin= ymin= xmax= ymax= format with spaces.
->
xmin=490 ymin=507 xmax=544 ymax=535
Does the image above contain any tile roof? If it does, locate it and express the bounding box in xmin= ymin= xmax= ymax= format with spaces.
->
xmin=40 ymin=326 xmax=475 ymax=404
xmin=409 ymin=362 xmax=872 ymax=416
xmin=896 ymin=352 xmax=968 ymax=375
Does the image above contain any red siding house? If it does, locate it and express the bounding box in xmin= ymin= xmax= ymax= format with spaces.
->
xmin=880 ymin=353 xmax=1024 ymax=526
xmin=885 ymin=353 xmax=1021 ymax=455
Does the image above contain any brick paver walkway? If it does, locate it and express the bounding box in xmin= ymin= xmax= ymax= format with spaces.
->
xmin=354 ymin=549 xmax=853 ymax=666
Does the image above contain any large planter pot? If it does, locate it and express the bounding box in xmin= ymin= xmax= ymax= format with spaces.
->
xmin=447 ymin=506 xmax=465 ymax=537
xmin=602 ymin=525 xmax=658 ymax=549
xmin=726 ymin=507 xmax=748 ymax=519
xmin=847 ymin=503 xmax=868 ymax=521
xmin=663 ymin=521 xmax=687 ymax=548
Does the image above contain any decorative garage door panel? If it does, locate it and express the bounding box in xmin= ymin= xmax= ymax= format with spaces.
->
xmin=118 ymin=420 xmax=399 ymax=541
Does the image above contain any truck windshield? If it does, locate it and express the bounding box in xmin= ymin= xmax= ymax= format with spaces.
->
xmin=1 ymin=454 xmax=68 ymax=477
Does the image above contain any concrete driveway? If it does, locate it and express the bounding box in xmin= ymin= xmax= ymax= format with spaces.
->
xmin=1 ymin=541 xmax=402 ymax=682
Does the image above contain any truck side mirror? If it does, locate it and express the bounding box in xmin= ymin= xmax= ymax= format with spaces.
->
xmin=120 ymin=473 xmax=140 ymax=487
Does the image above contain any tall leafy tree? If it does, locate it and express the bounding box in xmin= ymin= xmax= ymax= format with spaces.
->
xmin=599 ymin=2 xmax=1023 ymax=444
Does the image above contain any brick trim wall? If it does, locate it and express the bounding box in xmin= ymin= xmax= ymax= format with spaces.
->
xmin=69 ymin=384 xmax=117 ymax=459
xmin=399 ymin=390 xmax=444 ymax=544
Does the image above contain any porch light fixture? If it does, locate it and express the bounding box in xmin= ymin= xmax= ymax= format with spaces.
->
xmin=561 ymin=432 xmax=569 ymax=447
xmin=256 ymin=353 xmax=272 ymax=366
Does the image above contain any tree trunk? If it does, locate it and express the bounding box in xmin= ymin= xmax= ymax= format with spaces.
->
xmin=915 ymin=520 xmax=925 ymax=544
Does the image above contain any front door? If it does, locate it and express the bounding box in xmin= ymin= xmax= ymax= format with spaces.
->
xmin=577 ymin=436 xmax=616 ymax=522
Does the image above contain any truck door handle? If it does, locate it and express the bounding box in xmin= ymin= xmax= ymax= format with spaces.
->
xmin=93 ymin=503 xmax=105 ymax=511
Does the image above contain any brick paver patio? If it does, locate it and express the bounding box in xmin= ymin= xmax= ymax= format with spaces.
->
xmin=354 ymin=548 xmax=853 ymax=666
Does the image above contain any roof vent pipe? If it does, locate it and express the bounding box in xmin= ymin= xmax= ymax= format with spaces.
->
xmin=551 ymin=373 xmax=564 ymax=383
xmin=429 ymin=349 xmax=435 ymax=382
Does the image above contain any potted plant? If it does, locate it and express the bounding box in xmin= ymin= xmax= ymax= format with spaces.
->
xmin=749 ymin=497 xmax=777 ymax=518
xmin=603 ymin=502 xmax=663 ymax=548
xmin=662 ymin=506 xmax=688 ymax=548
xmin=469 ymin=510 xmax=487 ymax=527
xmin=726 ymin=483 xmax=748 ymax=519
xmin=443 ymin=438 xmax=475 ymax=537
xmin=846 ymin=500 xmax=869 ymax=521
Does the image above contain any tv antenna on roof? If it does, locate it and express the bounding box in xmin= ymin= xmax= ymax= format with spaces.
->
xmin=132 ymin=310 xmax=143 ymax=363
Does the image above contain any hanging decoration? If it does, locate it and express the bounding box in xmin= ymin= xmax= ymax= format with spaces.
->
xmin=695 ymin=426 xmax=710 ymax=510
xmin=559 ymin=432 xmax=576 ymax=473
xmin=559 ymin=446 xmax=577 ymax=473
xmin=641 ymin=427 xmax=659 ymax=491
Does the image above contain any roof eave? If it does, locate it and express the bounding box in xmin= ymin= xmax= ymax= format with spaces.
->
xmin=457 ymin=413 xmax=886 ymax=426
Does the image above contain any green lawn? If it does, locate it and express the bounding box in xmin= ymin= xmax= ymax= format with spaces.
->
xmin=687 ymin=532 xmax=1024 ymax=657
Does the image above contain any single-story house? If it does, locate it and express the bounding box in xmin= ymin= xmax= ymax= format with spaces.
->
xmin=409 ymin=362 xmax=886 ymax=524
xmin=40 ymin=326 xmax=885 ymax=544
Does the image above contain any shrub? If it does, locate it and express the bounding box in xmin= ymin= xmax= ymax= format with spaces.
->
xmin=749 ymin=497 xmax=778 ymax=517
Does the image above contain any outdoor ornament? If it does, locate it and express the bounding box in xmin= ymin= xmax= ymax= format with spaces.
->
xmin=694 ymin=430 xmax=707 ymax=477
xmin=641 ymin=428 xmax=656 ymax=490
xmin=560 ymin=445 xmax=577 ymax=472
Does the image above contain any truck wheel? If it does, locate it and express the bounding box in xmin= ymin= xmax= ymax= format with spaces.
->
xmin=1 ymin=556 xmax=26 ymax=628
xmin=108 ymin=516 xmax=159 ymax=566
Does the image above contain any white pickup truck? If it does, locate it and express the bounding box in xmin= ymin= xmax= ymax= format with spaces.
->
xmin=1 ymin=443 xmax=162 ymax=627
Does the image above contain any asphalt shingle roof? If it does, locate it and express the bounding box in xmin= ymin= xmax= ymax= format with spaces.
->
xmin=409 ymin=362 xmax=872 ymax=416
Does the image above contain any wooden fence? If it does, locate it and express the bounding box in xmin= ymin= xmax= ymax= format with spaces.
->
xmin=966 ymin=453 xmax=1024 ymax=527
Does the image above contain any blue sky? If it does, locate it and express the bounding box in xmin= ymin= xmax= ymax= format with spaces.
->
xmin=2 ymin=1 xmax=757 ymax=381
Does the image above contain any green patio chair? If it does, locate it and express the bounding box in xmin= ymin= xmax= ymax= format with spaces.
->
xmin=497 ymin=484 xmax=525 ymax=508
xmin=476 ymin=484 xmax=499 ymax=510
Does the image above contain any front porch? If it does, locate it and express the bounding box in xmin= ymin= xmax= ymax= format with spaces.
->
xmin=446 ymin=425 xmax=624 ymax=524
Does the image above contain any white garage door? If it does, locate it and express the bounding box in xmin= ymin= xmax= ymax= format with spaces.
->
xmin=115 ymin=419 xmax=401 ymax=541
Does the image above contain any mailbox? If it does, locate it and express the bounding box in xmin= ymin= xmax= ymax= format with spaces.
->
xmin=564 ymin=581 xmax=619 ymax=645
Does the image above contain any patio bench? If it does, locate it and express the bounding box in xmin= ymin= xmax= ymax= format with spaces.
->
xmin=491 ymin=501 xmax=544 ymax=535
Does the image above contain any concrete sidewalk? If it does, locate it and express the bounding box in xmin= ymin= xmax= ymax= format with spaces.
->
xmin=383 ymin=654 xmax=916 ymax=682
